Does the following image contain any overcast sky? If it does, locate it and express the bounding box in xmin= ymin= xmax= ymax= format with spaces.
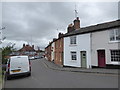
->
xmin=1 ymin=2 xmax=118 ymax=50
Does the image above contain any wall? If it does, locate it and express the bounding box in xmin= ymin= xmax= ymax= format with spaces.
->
xmin=54 ymin=38 xmax=63 ymax=65
xmin=51 ymin=42 xmax=55 ymax=61
xmin=0 ymin=31 xmax=2 ymax=48
xmin=64 ymin=33 xmax=91 ymax=68
xmin=91 ymin=28 xmax=119 ymax=66
xmin=45 ymin=45 xmax=51 ymax=61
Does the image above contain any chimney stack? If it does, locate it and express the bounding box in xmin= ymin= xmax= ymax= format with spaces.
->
xmin=58 ymin=33 xmax=64 ymax=38
xmin=53 ymin=38 xmax=57 ymax=42
xmin=67 ymin=23 xmax=75 ymax=33
xmin=32 ymin=45 xmax=34 ymax=49
xmin=23 ymin=44 xmax=25 ymax=47
xmin=73 ymin=17 xmax=80 ymax=30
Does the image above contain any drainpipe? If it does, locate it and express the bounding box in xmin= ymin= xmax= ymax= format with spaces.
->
xmin=90 ymin=33 xmax=92 ymax=68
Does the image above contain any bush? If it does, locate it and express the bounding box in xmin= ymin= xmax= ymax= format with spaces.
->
xmin=2 ymin=64 xmax=6 ymax=72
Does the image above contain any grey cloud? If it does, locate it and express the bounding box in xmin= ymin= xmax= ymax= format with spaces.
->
xmin=2 ymin=2 xmax=118 ymax=50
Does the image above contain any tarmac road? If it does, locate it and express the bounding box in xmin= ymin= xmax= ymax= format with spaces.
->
xmin=4 ymin=58 xmax=118 ymax=88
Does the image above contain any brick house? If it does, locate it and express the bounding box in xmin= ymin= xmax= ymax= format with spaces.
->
xmin=45 ymin=43 xmax=52 ymax=62
xmin=45 ymin=33 xmax=64 ymax=66
xmin=54 ymin=33 xmax=64 ymax=66
xmin=18 ymin=44 xmax=36 ymax=56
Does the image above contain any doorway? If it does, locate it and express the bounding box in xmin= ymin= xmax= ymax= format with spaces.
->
xmin=97 ymin=50 xmax=106 ymax=67
xmin=81 ymin=51 xmax=87 ymax=68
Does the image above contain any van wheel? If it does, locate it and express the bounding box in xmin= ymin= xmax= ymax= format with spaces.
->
xmin=6 ymin=72 xmax=11 ymax=80
xmin=27 ymin=72 xmax=31 ymax=76
xmin=7 ymin=76 xmax=11 ymax=80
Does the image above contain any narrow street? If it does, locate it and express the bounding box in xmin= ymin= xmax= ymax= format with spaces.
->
xmin=4 ymin=58 xmax=118 ymax=88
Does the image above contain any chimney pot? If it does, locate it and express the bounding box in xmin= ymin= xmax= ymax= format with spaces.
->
xmin=67 ymin=23 xmax=75 ymax=33
xmin=23 ymin=44 xmax=25 ymax=47
xmin=58 ymin=33 xmax=64 ymax=38
xmin=77 ymin=17 xmax=79 ymax=20
xmin=73 ymin=17 xmax=80 ymax=30
xmin=32 ymin=45 xmax=34 ymax=49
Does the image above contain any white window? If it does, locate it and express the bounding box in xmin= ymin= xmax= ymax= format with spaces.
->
xmin=71 ymin=51 xmax=77 ymax=60
xmin=70 ymin=36 xmax=76 ymax=44
xmin=111 ymin=50 xmax=120 ymax=62
xmin=110 ymin=28 xmax=120 ymax=41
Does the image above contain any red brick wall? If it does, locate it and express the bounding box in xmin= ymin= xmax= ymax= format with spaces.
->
xmin=45 ymin=45 xmax=51 ymax=61
xmin=54 ymin=38 xmax=63 ymax=65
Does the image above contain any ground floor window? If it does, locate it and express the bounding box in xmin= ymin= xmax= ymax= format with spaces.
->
xmin=71 ymin=51 xmax=77 ymax=60
xmin=111 ymin=50 xmax=120 ymax=62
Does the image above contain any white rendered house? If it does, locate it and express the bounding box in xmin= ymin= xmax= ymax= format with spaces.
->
xmin=64 ymin=19 xmax=120 ymax=68
xmin=64 ymin=33 xmax=91 ymax=68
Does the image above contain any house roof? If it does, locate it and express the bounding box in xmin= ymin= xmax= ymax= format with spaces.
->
xmin=19 ymin=45 xmax=35 ymax=52
xmin=64 ymin=19 xmax=120 ymax=37
xmin=45 ymin=19 xmax=120 ymax=49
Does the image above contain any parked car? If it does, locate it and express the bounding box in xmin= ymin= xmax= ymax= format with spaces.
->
xmin=29 ymin=56 xmax=35 ymax=60
xmin=6 ymin=55 xmax=31 ymax=80
xmin=34 ymin=55 xmax=40 ymax=59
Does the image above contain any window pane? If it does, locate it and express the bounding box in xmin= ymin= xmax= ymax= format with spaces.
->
xmin=110 ymin=30 xmax=115 ymax=41
xmin=70 ymin=36 xmax=76 ymax=44
xmin=116 ymin=29 xmax=120 ymax=40
xmin=111 ymin=50 xmax=120 ymax=62
xmin=71 ymin=52 xmax=77 ymax=60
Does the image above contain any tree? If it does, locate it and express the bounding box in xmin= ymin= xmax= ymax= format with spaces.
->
xmin=2 ymin=43 xmax=16 ymax=64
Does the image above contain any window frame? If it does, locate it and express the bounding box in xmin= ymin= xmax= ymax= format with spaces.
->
xmin=110 ymin=50 xmax=120 ymax=62
xmin=70 ymin=36 xmax=77 ymax=45
xmin=109 ymin=28 xmax=120 ymax=42
xmin=71 ymin=51 xmax=77 ymax=60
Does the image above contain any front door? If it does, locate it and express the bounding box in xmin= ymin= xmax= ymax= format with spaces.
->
xmin=81 ymin=51 xmax=87 ymax=68
xmin=97 ymin=50 xmax=106 ymax=67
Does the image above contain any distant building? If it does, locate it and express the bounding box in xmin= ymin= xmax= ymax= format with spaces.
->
xmin=45 ymin=43 xmax=52 ymax=62
xmin=18 ymin=44 xmax=36 ymax=55
xmin=45 ymin=33 xmax=64 ymax=66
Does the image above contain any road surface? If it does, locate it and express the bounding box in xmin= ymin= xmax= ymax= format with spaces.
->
xmin=4 ymin=58 xmax=118 ymax=88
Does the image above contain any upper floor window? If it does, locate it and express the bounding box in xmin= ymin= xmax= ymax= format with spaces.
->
xmin=110 ymin=29 xmax=120 ymax=41
xmin=70 ymin=36 xmax=76 ymax=44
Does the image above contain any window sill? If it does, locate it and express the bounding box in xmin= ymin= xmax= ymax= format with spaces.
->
xmin=110 ymin=62 xmax=120 ymax=65
xmin=70 ymin=60 xmax=77 ymax=62
xmin=109 ymin=41 xmax=120 ymax=44
xmin=69 ymin=44 xmax=77 ymax=47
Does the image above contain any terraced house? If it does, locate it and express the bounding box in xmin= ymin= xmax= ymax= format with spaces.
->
xmin=45 ymin=17 xmax=120 ymax=69
xmin=45 ymin=33 xmax=64 ymax=66
xmin=64 ymin=18 xmax=120 ymax=68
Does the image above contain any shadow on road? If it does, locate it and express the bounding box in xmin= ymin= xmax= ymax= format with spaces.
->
xmin=5 ymin=74 xmax=31 ymax=81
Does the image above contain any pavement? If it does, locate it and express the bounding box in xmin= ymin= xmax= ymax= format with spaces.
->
xmin=43 ymin=58 xmax=119 ymax=75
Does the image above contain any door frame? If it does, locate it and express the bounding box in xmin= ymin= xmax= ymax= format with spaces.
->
xmin=80 ymin=51 xmax=87 ymax=68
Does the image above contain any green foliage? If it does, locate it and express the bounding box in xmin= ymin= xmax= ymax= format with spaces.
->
xmin=2 ymin=43 xmax=16 ymax=64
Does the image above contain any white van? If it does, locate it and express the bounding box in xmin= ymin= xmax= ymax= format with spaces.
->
xmin=6 ymin=55 xmax=31 ymax=80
